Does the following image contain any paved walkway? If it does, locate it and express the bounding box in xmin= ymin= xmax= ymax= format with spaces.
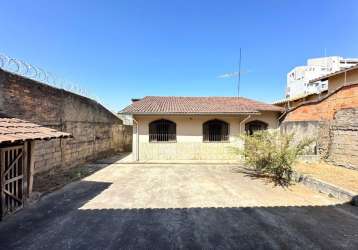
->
xmin=0 ymin=162 xmax=357 ymax=249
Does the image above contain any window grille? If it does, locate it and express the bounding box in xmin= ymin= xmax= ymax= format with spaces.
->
xmin=203 ymin=119 xmax=229 ymax=142
xmin=149 ymin=119 xmax=176 ymax=142
xmin=245 ymin=120 xmax=268 ymax=135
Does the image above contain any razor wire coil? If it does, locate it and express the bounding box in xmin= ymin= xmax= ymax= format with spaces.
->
xmin=0 ymin=53 xmax=115 ymax=112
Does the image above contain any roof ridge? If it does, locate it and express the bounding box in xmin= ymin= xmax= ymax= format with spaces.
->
xmin=144 ymin=95 xmax=268 ymax=101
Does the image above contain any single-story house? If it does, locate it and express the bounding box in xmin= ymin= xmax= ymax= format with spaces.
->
xmin=0 ymin=114 xmax=71 ymax=218
xmin=121 ymin=96 xmax=283 ymax=161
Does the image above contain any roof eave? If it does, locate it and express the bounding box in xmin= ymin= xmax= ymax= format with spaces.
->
xmin=120 ymin=111 xmax=262 ymax=116
xmin=0 ymin=135 xmax=72 ymax=144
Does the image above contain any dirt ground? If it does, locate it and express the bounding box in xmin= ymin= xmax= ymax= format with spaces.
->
xmin=33 ymin=163 xmax=106 ymax=194
xmin=0 ymin=162 xmax=357 ymax=249
xmin=295 ymin=161 xmax=358 ymax=193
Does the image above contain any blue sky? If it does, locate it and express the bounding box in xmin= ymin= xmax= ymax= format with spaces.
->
xmin=2 ymin=0 xmax=358 ymax=111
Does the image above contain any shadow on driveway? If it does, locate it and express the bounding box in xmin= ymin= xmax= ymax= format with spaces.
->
xmin=0 ymin=179 xmax=357 ymax=250
xmin=232 ymin=166 xmax=292 ymax=187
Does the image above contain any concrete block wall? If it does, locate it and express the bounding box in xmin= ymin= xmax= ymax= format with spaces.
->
xmin=0 ymin=69 xmax=132 ymax=174
xmin=279 ymin=121 xmax=321 ymax=155
xmin=32 ymin=139 xmax=63 ymax=173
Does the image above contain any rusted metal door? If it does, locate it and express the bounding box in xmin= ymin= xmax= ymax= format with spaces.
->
xmin=0 ymin=145 xmax=27 ymax=218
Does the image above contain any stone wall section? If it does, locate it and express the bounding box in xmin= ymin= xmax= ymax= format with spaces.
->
xmin=328 ymin=108 xmax=358 ymax=170
xmin=0 ymin=69 xmax=132 ymax=173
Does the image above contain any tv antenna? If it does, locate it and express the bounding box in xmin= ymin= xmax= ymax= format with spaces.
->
xmin=237 ymin=48 xmax=242 ymax=98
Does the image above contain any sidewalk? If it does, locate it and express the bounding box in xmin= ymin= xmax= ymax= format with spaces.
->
xmin=294 ymin=161 xmax=358 ymax=204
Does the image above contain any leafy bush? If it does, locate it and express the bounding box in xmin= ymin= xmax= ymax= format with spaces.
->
xmin=239 ymin=130 xmax=313 ymax=185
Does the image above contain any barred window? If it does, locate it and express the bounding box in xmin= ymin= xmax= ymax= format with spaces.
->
xmin=203 ymin=119 xmax=229 ymax=142
xmin=149 ymin=119 xmax=176 ymax=142
xmin=245 ymin=120 xmax=268 ymax=135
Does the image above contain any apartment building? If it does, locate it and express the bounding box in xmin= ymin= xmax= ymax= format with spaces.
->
xmin=286 ymin=56 xmax=358 ymax=98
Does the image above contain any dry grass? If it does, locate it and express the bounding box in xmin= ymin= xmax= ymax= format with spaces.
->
xmin=33 ymin=164 xmax=105 ymax=194
xmin=294 ymin=161 xmax=358 ymax=193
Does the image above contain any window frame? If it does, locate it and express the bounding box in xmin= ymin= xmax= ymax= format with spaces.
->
xmin=245 ymin=120 xmax=268 ymax=135
xmin=202 ymin=119 xmax=230 ymax=143
xmin=148 ymin=119 xmax=177 ymax=143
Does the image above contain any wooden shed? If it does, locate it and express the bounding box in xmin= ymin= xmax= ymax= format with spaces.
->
xmin=0 ymin=114 xmax=71 ymax=218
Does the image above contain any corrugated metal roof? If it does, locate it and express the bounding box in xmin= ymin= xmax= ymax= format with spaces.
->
xmin=0 ymin=116 xmax=71 ymax=144
xmin=121 ymin=96 xmax=284 ymax=114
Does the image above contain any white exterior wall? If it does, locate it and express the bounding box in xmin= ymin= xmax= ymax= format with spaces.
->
xmin=286 ymin=56 xmax=358 ymax=98
xmin=132 ymin=112 xmax=279 ymax=161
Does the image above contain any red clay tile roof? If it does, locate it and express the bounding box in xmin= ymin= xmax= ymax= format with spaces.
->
xmin=121 ymin=96 xmax=283 ymax=114
xmin=0 ymin=116 xmax=72 ymax=144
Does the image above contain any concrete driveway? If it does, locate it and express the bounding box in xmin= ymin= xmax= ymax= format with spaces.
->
xmin=0 ymin=162 xmax=357 ymax=249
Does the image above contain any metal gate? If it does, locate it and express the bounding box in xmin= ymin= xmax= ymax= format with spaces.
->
xmin=0 ymin=145 xmax=27 ymax=218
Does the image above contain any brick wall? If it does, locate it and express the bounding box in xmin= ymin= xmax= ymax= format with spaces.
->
xmin=0 ymin=69 xmax=132 ymax=173
xmin=284 ymin=84 xmax=358 ymax=122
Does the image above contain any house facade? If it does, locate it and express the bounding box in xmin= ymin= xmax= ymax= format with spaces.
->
xmin=121 ymin=96 xmax=283 ymax=161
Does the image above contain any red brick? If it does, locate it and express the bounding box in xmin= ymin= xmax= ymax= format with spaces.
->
xmin=284 ymin=84 xmax=358 ymax=122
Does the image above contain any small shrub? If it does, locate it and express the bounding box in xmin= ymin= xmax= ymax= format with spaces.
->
xmin=239 ymin=130 xmax=313 ymax=185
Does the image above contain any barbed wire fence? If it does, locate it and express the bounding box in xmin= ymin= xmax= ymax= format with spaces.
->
xmin=0 ymin=53 xmax=116 ymax=113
